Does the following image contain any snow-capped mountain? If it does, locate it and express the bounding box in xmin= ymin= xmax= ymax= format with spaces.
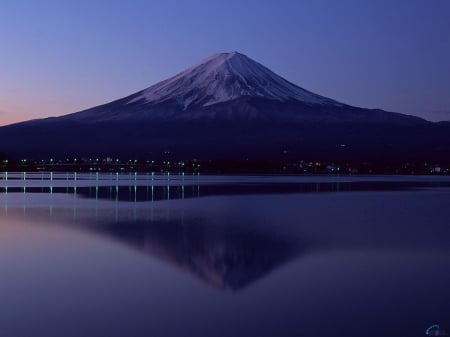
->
xmin=1 ymin=51 xmax=449 ymax=161
xmin=127 ymin=51 xmax=340 ymax=108
xmin=56 ymin=51 xmax=423 ymax=124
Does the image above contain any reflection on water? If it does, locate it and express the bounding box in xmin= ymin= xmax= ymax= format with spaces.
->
xmin=1 ymin=192 xmax=299 ymax=291
xmin=1 ymin=175 xmax=450 ymax=337
xmin=3 ymin=179 xmax=450 ymax=203
xmin=95 ymin=219 xmax=298 ymax=290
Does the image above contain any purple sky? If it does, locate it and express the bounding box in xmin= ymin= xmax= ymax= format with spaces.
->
xmin=1 ymin=0 xmax=449 ymax=125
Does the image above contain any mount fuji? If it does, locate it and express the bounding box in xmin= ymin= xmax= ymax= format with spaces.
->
xmin=0 ymin=52 xmax=449 ymax=161
xmin=43 ymin=51 xmax=422 ymax=124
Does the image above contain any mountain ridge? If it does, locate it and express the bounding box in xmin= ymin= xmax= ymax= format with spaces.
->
xmin=28 ymin=51 xmax=424 ymax=125
xmin=126 ymin=51 xmax=341 ymax=108
xmin=0 ymin=51 xmax=448 ymax=162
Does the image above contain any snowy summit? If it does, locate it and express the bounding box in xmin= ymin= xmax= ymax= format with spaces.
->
xmin=0 ymin=50 xmax=438 ymax=161
xmin=128 ymin=51 xmax=339 ymax=109
xmin=27 ymin=50 xmax=425 ymax=126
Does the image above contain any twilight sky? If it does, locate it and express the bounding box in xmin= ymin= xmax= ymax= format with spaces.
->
xmin=1 ymin=0 xmax=449 ymax=125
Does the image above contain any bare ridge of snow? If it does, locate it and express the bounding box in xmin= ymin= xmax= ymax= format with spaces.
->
xmin=128 ymin=52 xmax=341 ymax=108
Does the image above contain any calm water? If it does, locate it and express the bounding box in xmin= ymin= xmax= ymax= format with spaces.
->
xmin=0 ymin=174 xmax=449 ymax=337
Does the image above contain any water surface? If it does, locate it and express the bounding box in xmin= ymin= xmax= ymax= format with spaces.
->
xmin=1 ymin=174 xmax=449 ymax=337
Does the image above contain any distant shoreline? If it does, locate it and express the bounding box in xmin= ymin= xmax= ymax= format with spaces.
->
xmin=1 ymin=158 xmax=448 ymax=175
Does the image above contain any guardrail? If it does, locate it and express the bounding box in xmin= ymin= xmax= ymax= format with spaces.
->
xmin=0 ymin=171 xmax=199 ymax=181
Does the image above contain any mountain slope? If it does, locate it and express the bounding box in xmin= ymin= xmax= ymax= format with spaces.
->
xmin=0 ymin=51 xmax=448 ymax=161
xmin=127 ymin=51 xmax=339 ymax=108
xmin=42 ymin=51 xmax=424 ymax=124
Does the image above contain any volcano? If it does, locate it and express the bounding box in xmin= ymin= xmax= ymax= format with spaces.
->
xmin=0 ymin=52 xmax=449 ymax=161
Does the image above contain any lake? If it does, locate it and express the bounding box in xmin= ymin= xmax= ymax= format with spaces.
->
xmin=1 ymin=173 xmax=449 ymax=337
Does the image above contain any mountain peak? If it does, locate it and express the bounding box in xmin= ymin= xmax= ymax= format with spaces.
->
xmin=204 ymin=51 xmax=244 ymax=61
xmin=211 ymin=50 xmax=241 ymax=57
xmin=127 ymin=52 xmax=339 ymax=108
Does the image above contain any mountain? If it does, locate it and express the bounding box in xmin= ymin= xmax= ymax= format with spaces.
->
xmin=43 ymin=51 xmax=423 ymax=124
xmin=0 ymin=51 xmax=449 ymax=162
xmin=92 ymin=217 xmax=298 ymax=291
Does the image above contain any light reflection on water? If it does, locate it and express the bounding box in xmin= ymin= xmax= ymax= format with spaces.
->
xmin=0 ymin=175 xmax=450 ymax=337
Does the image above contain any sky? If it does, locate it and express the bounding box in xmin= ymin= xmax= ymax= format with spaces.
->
xmin=0 ymin=0 xmax=449 ymax=125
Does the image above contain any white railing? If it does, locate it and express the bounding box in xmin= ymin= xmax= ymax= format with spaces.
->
xmin=0 ymin=171 xmax=201 ymax=188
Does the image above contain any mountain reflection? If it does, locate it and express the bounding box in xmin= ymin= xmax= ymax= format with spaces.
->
xmin=93 ymin=218 xmax=299 ymax=291
xmin=0 ymin=193 xmax=300 ymax=291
